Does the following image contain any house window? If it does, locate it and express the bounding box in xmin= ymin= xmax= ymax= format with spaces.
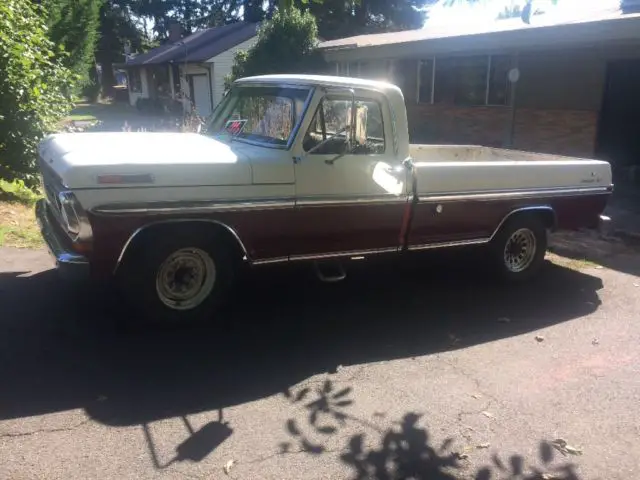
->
xmin=417 ymin=59 xmax=435 ymax=104
xmin=418 ymin=55 xmax=512 ymax=106
xmin=129 ymin=68 xmax=142 ymax=93
xmin=336 ymin=60 xmax=394 ymax=81
xmin=487 ymin=55 xmax=511 ymax=105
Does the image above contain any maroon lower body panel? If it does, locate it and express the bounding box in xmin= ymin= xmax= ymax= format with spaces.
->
xmin=289 ymin=202 xmax=408 ymax=257
xmin=86 ymin=191 xmax=610 ymax=281
xmin=407 ymin=192 xmax=610 ymax=246
xmin=88 ymin=208 xmax=295 ymax=280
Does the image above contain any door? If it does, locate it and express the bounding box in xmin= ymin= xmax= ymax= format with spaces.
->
xmin=291 ymin=92 xmax=408 ymax=257
xmin=189 ymin=74 xmax=212 ymax=118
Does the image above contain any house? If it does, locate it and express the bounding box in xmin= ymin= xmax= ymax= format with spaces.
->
xmin=123 ymin=22 xmax=259 ymax=117
xmin=317 ymin=3 xmax=640 ymax=175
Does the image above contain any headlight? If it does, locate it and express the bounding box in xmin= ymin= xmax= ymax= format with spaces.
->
xmin=57 ymin=191 xmax=92 ymax=242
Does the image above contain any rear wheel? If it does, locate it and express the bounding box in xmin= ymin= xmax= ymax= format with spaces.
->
xmin=491 ymin=215 xmax=547 ymax=282
xmin=118 ymin=228 xmax=237 ymax=328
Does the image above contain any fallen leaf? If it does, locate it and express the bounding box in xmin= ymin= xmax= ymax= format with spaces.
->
xmin=497 ymin=317 xmax=511 ymax=323
xmin=476 ymin=443 xmax=491 ymax=449
xmin=550 ymin=438 xmax=583 ymax=457
xmin=223 ymin=459 xmax=236 ymax=475
xmin=535 ymin=335 xmax=545 ymax=343
xmin=592 ymin=338 xmax=599 ymax=346
xmin=481 ymin=411 xmax=495 ymax=419
xmin=541 ymin=474 xmax=563 ymax=480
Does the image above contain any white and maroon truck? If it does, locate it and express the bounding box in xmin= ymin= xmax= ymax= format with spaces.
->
xmin=36 ymin=74 xmax=613 ymax=325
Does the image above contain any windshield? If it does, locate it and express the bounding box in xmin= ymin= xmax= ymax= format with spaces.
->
xmin=208 ymin=85 xmax=312 ymax=147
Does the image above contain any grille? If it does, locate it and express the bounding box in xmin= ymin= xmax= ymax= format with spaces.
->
xmin=39 ymin=156 xmax=64 ymax=218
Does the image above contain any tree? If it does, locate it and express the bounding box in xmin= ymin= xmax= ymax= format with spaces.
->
xmin=95 ymin=0 xmax=145 ymax=97
xmin=225 ymin=8 xmax=327 ymax=89
xmin=0 ymin=0 xmax=75 ymax=182
xmin=42 ymin=0 xmax=102 ymax=88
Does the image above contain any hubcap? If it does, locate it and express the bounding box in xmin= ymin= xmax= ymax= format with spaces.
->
xmin=155 ymin=248 xmax=216 ymax=311
xmin=503 ymin=228 xmax=537 ymax=273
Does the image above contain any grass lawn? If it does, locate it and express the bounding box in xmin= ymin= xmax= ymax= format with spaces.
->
xmin=66 ymin=113 xmax=98 ymax=122
xmin=0 ymin=179 xmax=43 ymax=249
xmin=0 ymin=200 xmax=43 ymax=248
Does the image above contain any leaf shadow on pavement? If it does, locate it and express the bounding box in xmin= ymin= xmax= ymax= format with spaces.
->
xmin=281 ymin=380 xmax=584 ymax=480
xmin=0 ymin=250 xmax=604 ymax=468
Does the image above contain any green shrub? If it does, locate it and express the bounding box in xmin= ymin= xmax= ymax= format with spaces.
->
xmin=0 ymin=178 xmax=42 ymax=205
xmin=225 ymin=8 xmax=327 ymax=91
xmin=0 ymin=0 xmax=76 ymax=185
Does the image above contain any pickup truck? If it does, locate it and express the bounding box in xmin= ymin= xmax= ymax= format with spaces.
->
xmin=36 ymin=74 xmax=613 ymax=326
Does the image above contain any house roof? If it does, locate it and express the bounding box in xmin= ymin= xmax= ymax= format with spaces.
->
xmin=125 ymin=22 xmax=259 ymax=66
xmin=318 ymin=7 xmax=640 ymax=55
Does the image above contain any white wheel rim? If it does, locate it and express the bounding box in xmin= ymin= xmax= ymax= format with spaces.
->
xmin=155 ymin=248 xmax=216 ymax=311
xmin=503 ymin=228 xmax=537 ymax=273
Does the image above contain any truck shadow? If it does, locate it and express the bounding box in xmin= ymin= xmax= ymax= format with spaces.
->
xmin=0 ymin=252 xmax=603 ymax=429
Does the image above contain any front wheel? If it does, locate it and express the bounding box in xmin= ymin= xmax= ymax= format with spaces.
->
xmin=490 ymin=215 xmax=548 ymax=283
xmin=118 ymin=230 xmax=236 ymax=328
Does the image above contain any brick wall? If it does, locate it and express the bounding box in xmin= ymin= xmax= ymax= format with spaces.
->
xmin=406 ymin=103 xmax=598 ymax=158
xmin=406 ymin=104 xmax=511 ymax=147
xmin=513 ymin=108 xmax=598 ymax=158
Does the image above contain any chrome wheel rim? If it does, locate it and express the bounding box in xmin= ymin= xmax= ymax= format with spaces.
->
xmin=503 ymin=228 xmax=537 ymax=273
xmin=155 ymin=248 xmax=216 ymax=311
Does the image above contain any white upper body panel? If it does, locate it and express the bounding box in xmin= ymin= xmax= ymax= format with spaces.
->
xmin=37 ymin=75 xmax=612 ymax=210
xmin=410 ymin=145 xmax=612 ymax=195
xmin=39 ymin=132 xmax=254 ymax=189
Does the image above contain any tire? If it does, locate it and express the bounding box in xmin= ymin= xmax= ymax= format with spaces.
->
xmin=490 ymin=214 xmax=548 ymax=283
xmin=118 ymin=228 xmax=237 ymax=328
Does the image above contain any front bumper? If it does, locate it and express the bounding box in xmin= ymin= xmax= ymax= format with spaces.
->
xmin=35 ymin=199 xmax=90 ymax=281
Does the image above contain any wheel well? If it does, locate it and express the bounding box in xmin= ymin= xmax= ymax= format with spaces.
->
xmin=116 ymin=220 xmax=247 ymax=274
xmin=494 ymin=207 xmax=557 ymax=238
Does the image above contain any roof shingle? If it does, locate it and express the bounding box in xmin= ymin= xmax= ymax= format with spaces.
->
xmin=125 ymin=22 xmax=259 ymax=66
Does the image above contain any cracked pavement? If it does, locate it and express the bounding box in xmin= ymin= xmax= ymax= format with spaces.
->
xmin=1 ymin=244 xmax=640 ymax=479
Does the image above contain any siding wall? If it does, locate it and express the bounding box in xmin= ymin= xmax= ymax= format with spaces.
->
xmin=207 ymin=36 xmax=257 ymax=107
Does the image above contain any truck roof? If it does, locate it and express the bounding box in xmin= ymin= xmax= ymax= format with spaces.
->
xmin=235 ymin=74 xmax=403 ymax=95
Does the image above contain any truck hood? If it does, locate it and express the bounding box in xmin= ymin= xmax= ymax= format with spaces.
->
xmin=38 ymin=132 xmax=252 ymax=188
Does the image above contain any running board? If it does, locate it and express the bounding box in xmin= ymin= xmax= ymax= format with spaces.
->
xmin=313 ymin=261 xmax=347 ymax=283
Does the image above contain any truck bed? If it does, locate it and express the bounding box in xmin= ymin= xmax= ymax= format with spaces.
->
xmin=409 ymin=144 xmax=612 ymax=196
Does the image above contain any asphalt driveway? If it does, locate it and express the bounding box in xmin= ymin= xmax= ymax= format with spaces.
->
xmin=1 ymin=245 xmax=639 ymax=479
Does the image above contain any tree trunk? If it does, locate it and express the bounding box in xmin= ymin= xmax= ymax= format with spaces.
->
xmin=100 ymin=59 xmax=116 ymax=98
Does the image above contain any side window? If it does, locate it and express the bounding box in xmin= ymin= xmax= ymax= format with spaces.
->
xmin=302 ymin=96 xmax=386 ymax=155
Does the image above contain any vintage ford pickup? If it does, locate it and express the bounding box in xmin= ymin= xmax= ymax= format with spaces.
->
xmin=36 ymin=74 xmax=613 ymax=325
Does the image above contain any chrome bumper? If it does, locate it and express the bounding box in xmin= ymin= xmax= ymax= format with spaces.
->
xmin=35 ymin=199 xmax=90 ymax=281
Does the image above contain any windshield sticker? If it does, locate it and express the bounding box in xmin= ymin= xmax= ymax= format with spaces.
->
xmin=224 ymin=119 xmax=248 ymax=135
